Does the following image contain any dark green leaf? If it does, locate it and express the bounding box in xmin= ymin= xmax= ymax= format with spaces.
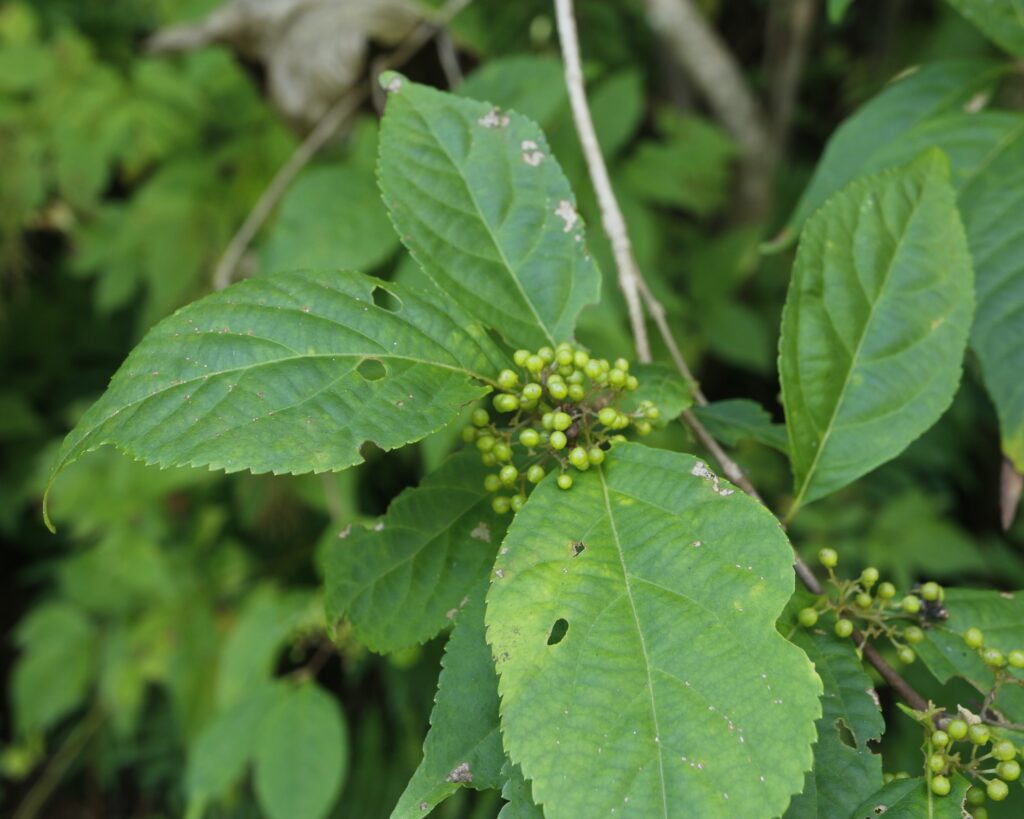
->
xmin=945 ymin=0 xmax=1024 ymax=56
xmin=692 ymin=399 xmax=789 ymax=454
xmin=848 ymin=775 xmax=968 ymax=819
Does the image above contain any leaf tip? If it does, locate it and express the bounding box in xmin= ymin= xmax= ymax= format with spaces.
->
xmin=379 ymin=71 xmax=405 ymax=94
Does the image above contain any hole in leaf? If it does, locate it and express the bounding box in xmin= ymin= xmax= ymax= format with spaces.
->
xmin=371 ymin=286 xmax=402 ymax=312
xmin=547 ymin=618 xmax=569 ymax=646
xmin=835 ymin=717 xmax=857 ymax=749
xmin=357 ymin=358 xmax=387 ymax=381
xmin=571 ymin=540 xmax=585 ymax=557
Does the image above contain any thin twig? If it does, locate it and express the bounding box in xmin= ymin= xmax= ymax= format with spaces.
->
xmin=436 ymin=29 xmax=464 ymax=88
xmin=211 ymin=0 xmax=475 ymax=291
xmin=554 ymin=0 xmax=651 ymax=362
xmin=764 ymin=0 xmax=817 ymax=154
xmin=555 ymin=0 xmax=925 ymax=713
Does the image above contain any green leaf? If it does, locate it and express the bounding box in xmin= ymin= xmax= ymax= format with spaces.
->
xmin=44 ymin=269 xmax=507 ymax=530
xmin=848 ymin=775 xmax=968 ymax=819
xmin=785 ymin=618 xmax=884 ymax=818
xmin=458 ymin=55 xmax=566 ymax=128
xmin=186 ymin=685 xmax=277 ymax=802
xmin=786 ymin=61 xmax=1002 ymax=235
xmin=915 ymin=589 xmax=1024 ymax=722
xmin=261 ymin=163 xmax=399 ymax=274
xmin=487 ymin=443 xmax=821 ymax=818
xmin=324 ymin=450 xmax=506 ymax=653
xmin=11 ymin=602 xmax=98 ymax=736
xmin=945 ymin=0 xmax=1024 ymax=56
xmin=827 ymin=0 xmax=854 ymax=24
xmin=498 ymin=762 xmax=544 ymax=819
xmin=254 ymin=682 xmax=348 ymax=819
xmin=780 ymin=152 xmax=974 ymax=512
xmin=390 ymin=583 xmax=503 ymax=818
xmin=378 ymin=74 xmax=601 ymax=349
xmin=692 ymin=399 xmax=789 ymax=454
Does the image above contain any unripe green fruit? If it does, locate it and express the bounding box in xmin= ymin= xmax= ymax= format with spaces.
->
xmin=973 ymin=807 xmax=989 ymax=819
xmin=462 ymin=426 xmax=476 ymax=443
xmin=987 ymin=779 xmax=1008 ymax=801
xmin=499 ymin=465 xmax=518 ymax=486
xmin=568 ymin=383 xmax=586 ymax=402
xmin=932 ymin=730 xmax=949 ymax=748
xmin=835 ymin=618 xmax=853 ymax=638
xmin=904 ymin=626 xmax=924 ymax=644
xmin=1009 ymin=649 xmax=1024 ymax=668
xmin=645 ymin=405 xmax=661 ymax=420
xmin=625 ymin=375 xmax=639 ymax=391
xmin=526 ymin=465 xmax=545 ymax=484
xmin=897 ymin=647 xmax=915 ymax=665
xmin=968 ymin=724 xmax=990 ymax=745
xmin=982 ymin=648 xmax=1005 ymax=667
xmin=997 ymin=760 xmax=1020 ymax=782
xmin=930 ymin=775 xmax=950 ymax=796
xmin=992 ymin=740 xmax=1017 ymax=761
xmin=599 ymin=358 xmax=610 ymax=372
xmin=556 ymin=348 xmax=574 ymax=366
xmin=472 ymin=408 xmax=490 ymax=427
xmin=493 ymin=393 xmax=519 ymax=413
xmin=635 ymin=420 xmax=652 ymax=436
xmin=588 ymin=446 xmax=606 ymax=465
xmin=538 ymin=346 xmax=554 ymax=363
xmin=556 ymin=473 xmax=573 ymax=490
xmin=614 ymin=357 xmax=629 ymax=372
xmin=541 ymin=412 xmax=555 ymax=430
xmin=510 ymin=494 xmax=526 ymax=513
xmin=492 ymin=496 xmax=511 ymax=514
xmin=484 ymin=474 xmax=501 ymax=492
xmin=520 ymin=428 xmax=540 ymax=448
xmin=882 ymin=773 xmax=894 ymax=784
xmin=964 ymin=627 xmax=984 ymax=649
xmin=566 ymin=369 xmax=585 ymax=384
xmin=819 ymin=548 xmax=838 ymax=568
xmin=569 ymin=446 xmax=589 ymax=469
xmin=552 ymin=412 xmax=572 ymax=431
xmin=798 ymin=608 xmax=818 ymax=628
xmin=966 ymin=784 xmax=986 ymax=806
xmin=526 ymin=354 xmax=544 ymax=373
xmin=598 ymin=407 xmax=618 ymax=426
xmin=877 ymin=582 xmax=896 ymax=600
xmin=900 ymin=595 xmax=922 ymax=614
xmin=573 ymin=350 xmax=589 ymax=368
xmin=860 ymin=567 xmax=879 ymax=587
xmin=550 ymin=431 xmax=567 ymax=450
xmin=513 ymin=349 xmax=530 ymax=366
xmin=497 ymin=369 xmax=519 ymax=390
xmin=608 ymin=368 xmax=626 ymax=387
xmin=548 ymin=380 xmax=568 ymax=400
xmin=920 ymin=581 xmax=942 ymax=601
xmin=947 ymin=719 xmax=968 ymax=740
xmin=522 ymin=383 xmax=543 ymax=401
xmin=893 ymin=772 xmax=910 ymax=780
xmin=480 ymin=452 xmax=496 ymax=466
xmin=584 ymin=360 xmax=602 ymax=379
xmin=492 ymin=442 xmax=512 ymax=462
xmin=476 ymin=434 xmax=495 ymax=452
xmin=856 ymin=592 xmax=872 ymax=609
xmin=927 ymin=753 xmax=946 ymax=773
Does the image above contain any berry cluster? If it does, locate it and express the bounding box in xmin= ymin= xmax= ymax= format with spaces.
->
xmin=797 ymin=548 xmax=943 ymax=665
xmin=461 ymin=343 xmax=660 ymax=514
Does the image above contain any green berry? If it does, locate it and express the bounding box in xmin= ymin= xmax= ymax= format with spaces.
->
xmin=966 ymin=784 xmax=986 ymax=806
xmin=877 ymin=582 xmax=896 ymax=600
xmin=900 ymin=595 xmax=922 ymax=614
xmin=882 ymin=773 xmax=895 ymax=784
xmin=986 ymin=779 xmax=1008 ymax=801
xmin=947 ymin=719 xmax=968 ymax=740
xmin=548 ymin=380 xmax=568 ymax=400
xmin=556 ymin=348 xmax=574 ymax=366
xmin=568 ymin=383 xmax=586 ymax=402
xmin=552 ymin=412 xmax=572 ymax=431
xmin=513 ymin=349 xmax=530 ymax=367
xmin=819 ymin=548 xmax=839 ymax=568
xmin=598 ymin=407 xmax=618 ymax=427
xmin=566 ymin=369 xmax=585 ymax=385
xmin=927 ymin=753 xmax=946 ymax=773
xmin=625 ymin=375 xmax=639 ymax=391
xmin=897 ymin=647 xmax=915 ymax=665
xmin=968 ymin=724 xmax=990 ymax=745
xmin=526 ymin=354 xmax=544 ymax=373
xmin=472 ymin=408 xmax=490 ymax=427
xmin=573 ymin=350 xmax=590 ymax=368
xmin=856 ymin=592 xmax=872 ymax=609
xmin=608 ymin=368 xmax=626 ymax=387
xmin=1008 ymin=649 xmax=1024 ymax=668
xmin=835 ymin=618 xmax=853 ymax=638
xmin=636 ymin=420 xmax=652 ymax=435
xmin=556 ymin=473 xmax=573 ymax=490
xmin=588 ymin=446 xmax=606 ymax=465
xmin=614 ymin=358 xmax=629 ymax=372
xmin=992 ymin=740 xmax=1017 ymax=761
xmin=569 ymin=447 xmax=589 ymax=469
xmin=550 ymin=431 xmax=567 ymax=450
xmin=510 ymin=493 xmax=527 ymax=513
xmin=491 ymin=496 xmax=511 ymax=514
xmin=644 ymin=405 xmax=661 ymax=420
xmin=461 ymin=425 xmax=477 ymax=443
xmin=798 ymin=608 xmax=818 ymax=628
xmin=541 ymin=412 xmax=555 ymax=430
xmin=480 ymin=452 xmax=496 ymax=466
xmin=497 ymin=369 xmax=519 ymax=390
xmin=493 ymin=393 xmax=519 ymax=413
xmin=973 ymin=807 xmax=989 ymax=819
xmin=982 ymin=648 xmax=1005 ymax=667
xmin=964 ymin=627 xmax=985 ymax=649
xmin=522 ymin=382 xmax=543 ymax=401
xmin=920 ymin=581 xmax=942 ymax=602
xmin=526 ymin=464 xmax=545 ymax=484
xmin=996 ymin=759 xmax=1020 ymax=782
xmin=492 ymin=442 xmax=512 ymax=462
xmin=499 ymin=465 xmax=518 ymax=486
xmin=930 ymin=774 xmax=950 ymax=796
xmin=599 ymin=359 xmax=610 ymax=372
xmin=860 ymin=567 xmax=879 ymax=587
xmin=484 ymin=474 xmax=501 ymax=492
xmin=476 ymin=434 xmax=495 ymax=452
xmin=584 ymin=360 xmax=602 ymax=379
xmin=904 ymin=626 xmax=925 ymax=645
xmin=520 ymin=428 xmax=540 ymax=448
xmin=538 ymin=346 xmax=554 ymax=363
xmin=893 ymin=771 xmax=910 ymax=780
xmin=932 ymin=730 xmax=949 ymax=748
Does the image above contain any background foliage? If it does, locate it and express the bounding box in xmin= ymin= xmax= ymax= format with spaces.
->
xmin=3 ymin=0 xmax=1024 ymax=817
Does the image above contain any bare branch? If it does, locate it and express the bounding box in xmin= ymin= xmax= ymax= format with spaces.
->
xmin=764 ymin=0 xmax=817 ymax=153
xmin=554 ymin=0 xmax=651 ymax=362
